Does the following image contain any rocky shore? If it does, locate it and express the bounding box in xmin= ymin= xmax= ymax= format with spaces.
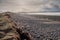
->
xmin=0 ymin=13 xmax=32 ymax=40
xmin=3 ymin=12 xmax=60 ymax=40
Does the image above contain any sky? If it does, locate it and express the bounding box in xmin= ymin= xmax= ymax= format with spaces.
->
xmin=0 ymin=0 xmax=60 ymax=12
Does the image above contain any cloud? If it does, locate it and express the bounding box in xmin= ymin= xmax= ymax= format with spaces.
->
xmin=0 ymin=0 xmax=60 ymax=12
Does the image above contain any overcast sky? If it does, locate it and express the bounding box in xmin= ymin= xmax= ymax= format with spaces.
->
xmin=0 ymin=0 xmax=60 ymax=12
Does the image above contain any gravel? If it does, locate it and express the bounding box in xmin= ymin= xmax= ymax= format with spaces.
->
xmin=10 ymin=13 xmax=60 ymax=40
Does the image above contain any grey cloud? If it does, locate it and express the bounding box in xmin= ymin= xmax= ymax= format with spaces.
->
xmin=0 ymin=0 xmax=60 ymax=12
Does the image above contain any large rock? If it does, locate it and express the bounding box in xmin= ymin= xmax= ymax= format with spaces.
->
xmin=0 ymin=13 xmax=20 ymax=40
xmin=0 ymin=13 xmax=32 ymax=40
